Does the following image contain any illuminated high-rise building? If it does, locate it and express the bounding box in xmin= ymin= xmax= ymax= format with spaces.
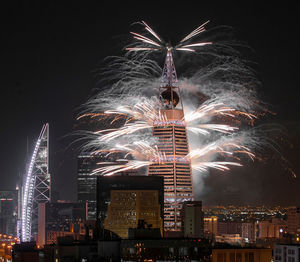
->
xmin=148 ymin=49 xmax=193 ymax=233
xmin=77 ymin=153 xmax=100 ymax=220
xmin=21 ymin=123 xmax=50 ymax=242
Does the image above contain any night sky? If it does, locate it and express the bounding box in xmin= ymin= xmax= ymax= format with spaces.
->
xmin=1 ymin=1 xmax=299 ymax=205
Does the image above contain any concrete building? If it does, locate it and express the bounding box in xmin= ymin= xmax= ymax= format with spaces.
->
xmin=204 ymin=216 xmax=218 ymax=239
xmin=217 ymin=221 xmax=256 ymax=243
xmin=240 ymin=222 xmax=256 ymax=243
xmin=274 ymin=244 xmax=300 ymax=262
xmin=257 ymin=219 xmax=286 ymax=239
xmin=212 ymin=248 xmax=272 ymax=262
xmin=12 ymin=242 xmax=41 ymax=262
xmin=287 ymin=207 xmax=300 ymax=236
xmin=181 ymin=201 xmax=204 ymax=238
xmin=96 ymin=175 xmax=164 ymax=233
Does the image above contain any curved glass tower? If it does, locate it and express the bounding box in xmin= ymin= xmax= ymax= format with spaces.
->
xmin=21 ymin=123 xmax=50 ymax=242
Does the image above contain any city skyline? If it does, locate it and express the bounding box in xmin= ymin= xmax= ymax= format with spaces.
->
xmin=1 ymin=2 xmax=299 ymax=206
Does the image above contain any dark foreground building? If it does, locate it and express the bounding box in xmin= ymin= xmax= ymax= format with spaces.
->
xmin=41 ymin=237 xmax=211 ymax=262
xmin=0 ymin=190 xmax=18 ymax=236
xmin=37 ymin=201 xmax=87 ymax=246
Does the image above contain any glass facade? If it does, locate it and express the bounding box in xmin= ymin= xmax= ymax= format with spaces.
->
xmin=77 ymin=154 xmax=101 ymax=220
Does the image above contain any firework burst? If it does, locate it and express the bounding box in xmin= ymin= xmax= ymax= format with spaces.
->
xmin=77 ymin=20 xmax=294 ymax=186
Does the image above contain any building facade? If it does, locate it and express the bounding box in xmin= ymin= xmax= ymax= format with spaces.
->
xmin=204 ymin=216 xmax=218 ymax=239
xmin=274 ymin=244 xmax=300 ymax=262
xmin=78 ymin=153 xmax=138 ymax=221
xmin=181 ymin=201 xmax=204 ymax=238
xmin=104 ymin=190 xmax=163 ymax=238
xmin=287 ymin=207 xmax=300 ymax=236
xmin=97 ymin=175 xmax=164 ymax=233
xmin=257 ymin=219 xmax=286 ymax=239
xmin=217 ymin=221 xmax=256 ymax=243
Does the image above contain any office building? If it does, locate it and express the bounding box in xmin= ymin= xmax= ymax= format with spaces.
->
xmin=181 ymin=201 xmax=204 ymax=238
xmin=105 ymin=190 xmax=163 ymax=238
xmin=0 ymin=190 xmax=18 ymax=236
xmin=77 ymin=154 xmax=102 ymax=220
xmin=78 ymin=153 xmax=138 ymax=220
xmin=97 ymin=175 xmax=164 ymax=233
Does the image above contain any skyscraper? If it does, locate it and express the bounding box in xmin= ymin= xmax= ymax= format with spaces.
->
xmin=148 ymin=49 xmax=193 ymax=232
xmin=77 ymin=154 xmax=99 ymax=220
xmin=77 ymin=152 xmax=138 ymax=220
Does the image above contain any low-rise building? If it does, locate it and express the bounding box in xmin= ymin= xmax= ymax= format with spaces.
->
xmin=37 ymin=201 xmax=87 ymax=246
xmin=204 ymin=216 xmax=218 ymax=239
xmin=212 ymin=247 xmax=272 ymax=262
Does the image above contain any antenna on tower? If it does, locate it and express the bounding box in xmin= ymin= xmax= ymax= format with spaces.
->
xmin=159 ymin=47 xmax=181 ymax=109
xmin=161 ymin=47 xmax=178 ymax=87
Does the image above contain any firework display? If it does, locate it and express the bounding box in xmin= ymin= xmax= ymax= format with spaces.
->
xmin=78 ymin=21 xmax=291 ymax=232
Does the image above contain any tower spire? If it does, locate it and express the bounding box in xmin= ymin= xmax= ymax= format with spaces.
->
xmin=161 ymin=47 xmax=178 ymax=87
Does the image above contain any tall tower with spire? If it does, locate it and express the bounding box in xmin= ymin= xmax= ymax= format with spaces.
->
xmin=148 ymin=48 xmax=193 ymax=233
